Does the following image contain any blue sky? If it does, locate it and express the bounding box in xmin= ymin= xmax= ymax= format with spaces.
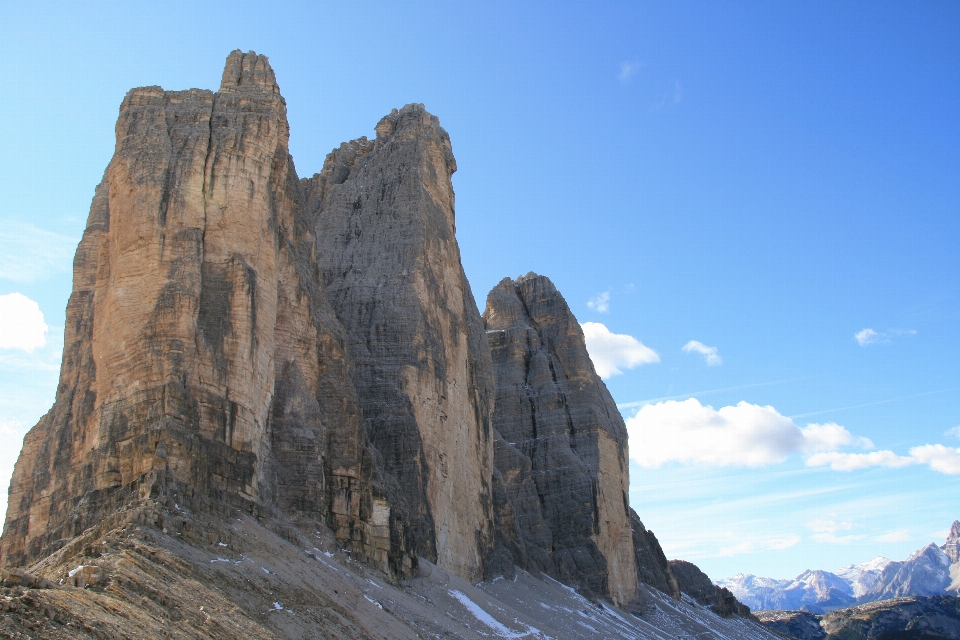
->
xmin=1 ymin=1 xmax=958 ymax=581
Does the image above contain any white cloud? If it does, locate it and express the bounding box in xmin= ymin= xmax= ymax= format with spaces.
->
xmin=627 ymin=399 xmax=868 ymax=468
xmin=682 ymin=340 xmax=722 ymax=366
xmin=855 ymin=327 xmax=917 ymax=347
xmin=718 ymin=532 xmax=801 ymax=557
xmin=581 ymin=321 xmax=659 ymax=378
xmin=673 ymin=80 xmax=682 ymax=104
xmin=854 ymin=328 xmax=880 ymax=346
xmin=0 ymin=222 xmax=78 ymax=284
xmin=0 ymin=293 xmax=48 ymax=352
xmin=945 ymin=425 xmax=960 ymax=440
xmin=807 ymin=519 xmax=866 ymax=543
xmin=875 ymin=530 xmax=912 ymax=543
xmin=805 ymin=450 xmax=915 ymax=471
xmin=909 ymin=444 xmax=960 ymax=474
xmin=619 ymin=61 xmax=639 ymax=83
xmin=801 ymin=423 xmax=874 ymax=452
xmin=627 ymin=396 xmax=960 ymax=478
xmin=586 ymin=291 xmax=610 ymax=313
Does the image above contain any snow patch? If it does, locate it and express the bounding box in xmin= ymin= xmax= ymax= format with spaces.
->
xmin=448 ymin=589 xmax=541 ymax=638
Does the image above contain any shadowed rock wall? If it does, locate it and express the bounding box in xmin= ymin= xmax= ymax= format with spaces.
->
xmin=483 ymin=273 xmax=638 ymax=605
xmin=305 ymin=105 xmax=496 ymax=582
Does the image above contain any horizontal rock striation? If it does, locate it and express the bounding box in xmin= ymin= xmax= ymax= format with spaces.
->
xmin=0 ymin=50 xmax=742 ymax=622
xmin=300 ymin=104 xmax=496 ymax=582
xmin=483 ymin=273 xmax=638 ymax=605
xmin=0 ymin=50 xmax=382 ymax=571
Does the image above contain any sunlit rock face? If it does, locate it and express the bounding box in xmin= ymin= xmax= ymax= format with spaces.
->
xmin=0 ymin=50 xmax=381 ymax=570
xmin=482 ymin=273 xmax=639 ymax=606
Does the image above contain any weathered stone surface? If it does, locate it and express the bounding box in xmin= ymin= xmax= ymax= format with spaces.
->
xmin=944 ymin=521 xmax=960 ymax=565
xmin=671 ymin=559 xmax=754 ymax=617
xmin=754 ymin=610 xmax=827 ymax=640
xmin=0 ymin=50 xmax=381 ymax=571
xmin=305 ymin=104 xmax=496 ymax=582
xmin=630 ymin=509 xmax=682 ymax=599
xmin=482 ymin=273 xmax=638 ymax=605
xmin=820 ymin=595 xmax=960 ymax=639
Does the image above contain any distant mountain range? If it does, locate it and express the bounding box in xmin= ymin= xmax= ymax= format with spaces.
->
xmin=718 ymin=520 xmax=960 ymax=613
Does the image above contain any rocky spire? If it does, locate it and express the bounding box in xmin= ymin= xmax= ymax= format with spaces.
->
xmin=482 ymin=273 xmax=638 ymax=606
xmin=305 ymin=104 xmax=495 ymax=582
xmin=942 ymin=520 xmax=960 ymax=564
xmin=0 ymin=51 xmax=380 ymax=569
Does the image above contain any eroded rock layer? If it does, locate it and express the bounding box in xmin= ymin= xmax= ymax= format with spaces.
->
xmin=305 ymin=105 xmax=496 ymax=582
xmin=483 ymin=273 xmax=638 ymax=606
xmin=0 ymin=51 xmax=383 ymax=571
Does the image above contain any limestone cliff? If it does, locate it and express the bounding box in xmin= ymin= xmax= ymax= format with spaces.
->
xmin=0 ymin=51 xmax=384 ymax=571
xmin=304 ymin=105 xmax=495 ymax=582
xmin=0 ymin=50 xmax=740 ymax=621
xmin=482 ymin=273 xmax=639 ymax=606
xmin=671 ymin=559 xmax=754 ymax=617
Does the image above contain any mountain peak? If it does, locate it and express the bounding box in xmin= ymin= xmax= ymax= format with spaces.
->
xmin=220 ymin=49 xmax=279 ymax=92
xmin=944 ymin=520 xmax=960 ymax=563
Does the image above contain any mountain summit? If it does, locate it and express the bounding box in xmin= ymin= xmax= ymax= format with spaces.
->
xmin=0 ymin=50 xmax=770 ymax=638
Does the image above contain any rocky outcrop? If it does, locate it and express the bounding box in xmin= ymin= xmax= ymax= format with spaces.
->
xmin=820 ymin=595 xmax=960 ymax=639
xmin=944 ymin=521 xmax=960 ymax=564
xmin=631 ymin=509 xmax=682 ymax=599
xmin=864 ymin=544 xmax=953 ymax=601
xmin=0 ymin=50 xmax=381 ymax=572
xmin=305 ymin=104 xmax=495 ymax=582
xmin=482 ymin=273 xmax=637 ymax=605
xmin=754 ymin=610 xmax=827 ymax=640
xmin=671 ymin=559 xmax=754 ymax=617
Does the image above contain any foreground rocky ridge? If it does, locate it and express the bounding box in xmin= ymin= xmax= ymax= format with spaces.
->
xmin=0 ymin=50 xmax=757 ymax=636
xmin=0 ymin=502 xmax=780 ymax=639
xmin=756 ymin=595 xmax=960 ymax=639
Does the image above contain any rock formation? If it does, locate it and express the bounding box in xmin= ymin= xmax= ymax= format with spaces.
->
xmin=304 ymin=104 xmax=495 ymax=582
xmin=0 ymin=51 xmax=760 ymax=637
xmin=483 ymin=273 xmax=639 ymax=605
xmin=0 ymin=50 xmax=382 ymax=572
xmin=864 ymin=543 xmax=953 ymax=601
xmin=670 ymin=560 xmax=753 ymax=617
xmin=944 ymin=521 xmax=960 ymax=564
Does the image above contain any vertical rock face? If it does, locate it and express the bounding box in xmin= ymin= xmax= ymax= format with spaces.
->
xmin=670 ymin=560 xmax=753 ymax=617
xmin=0 ymin=51 xmax=380 ymax=570
xmin=305 ymin=105 xmax=495 ymax=582
xmin=482 ymin=273 xmax=638 ymax=605
xmin=943 ymin=521 xmax=960 ymax=564
xmin=630 ymin=510 xmax=681 ymax=600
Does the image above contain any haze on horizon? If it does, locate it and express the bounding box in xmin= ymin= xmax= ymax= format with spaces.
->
xmin=0 ymin=0 xmax=957 ymax=582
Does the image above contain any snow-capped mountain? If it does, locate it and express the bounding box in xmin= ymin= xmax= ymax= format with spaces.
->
xmin=834 ymin=556 xmax=891 ymax=598
xmin=718 ymin=520 xmax=960 ymax=612
xmin=863 ymin=543 xmax=952 ymax=600
xmin=718 ymin=569 xmax=858 ymax=613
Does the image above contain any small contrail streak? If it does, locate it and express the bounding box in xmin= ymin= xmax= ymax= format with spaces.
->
xmin=788 ymin=387 xmax=960 ymax=419
xmin=616 ymin=377 xmax=811 ymax=410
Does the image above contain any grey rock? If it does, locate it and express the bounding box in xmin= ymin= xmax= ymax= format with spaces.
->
xmin=630 ymin=510 xmax=682 ymax=599
xmin=671 ymin=559 xmax=754 ymax=617
xmin=755 ymin=610 xmax=827 ymax=640
xmin=482 ymin=273 xmax=638 ymax=605
xmin=943 ymin=521 xmax=960 ymax=564
xmin=820 ymin=595 xmax=960 ymax=639
xmin=307 ymin=104 xmax=495 ymax=582
xmin=864 ymin=544 xmax=953 ymax=601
